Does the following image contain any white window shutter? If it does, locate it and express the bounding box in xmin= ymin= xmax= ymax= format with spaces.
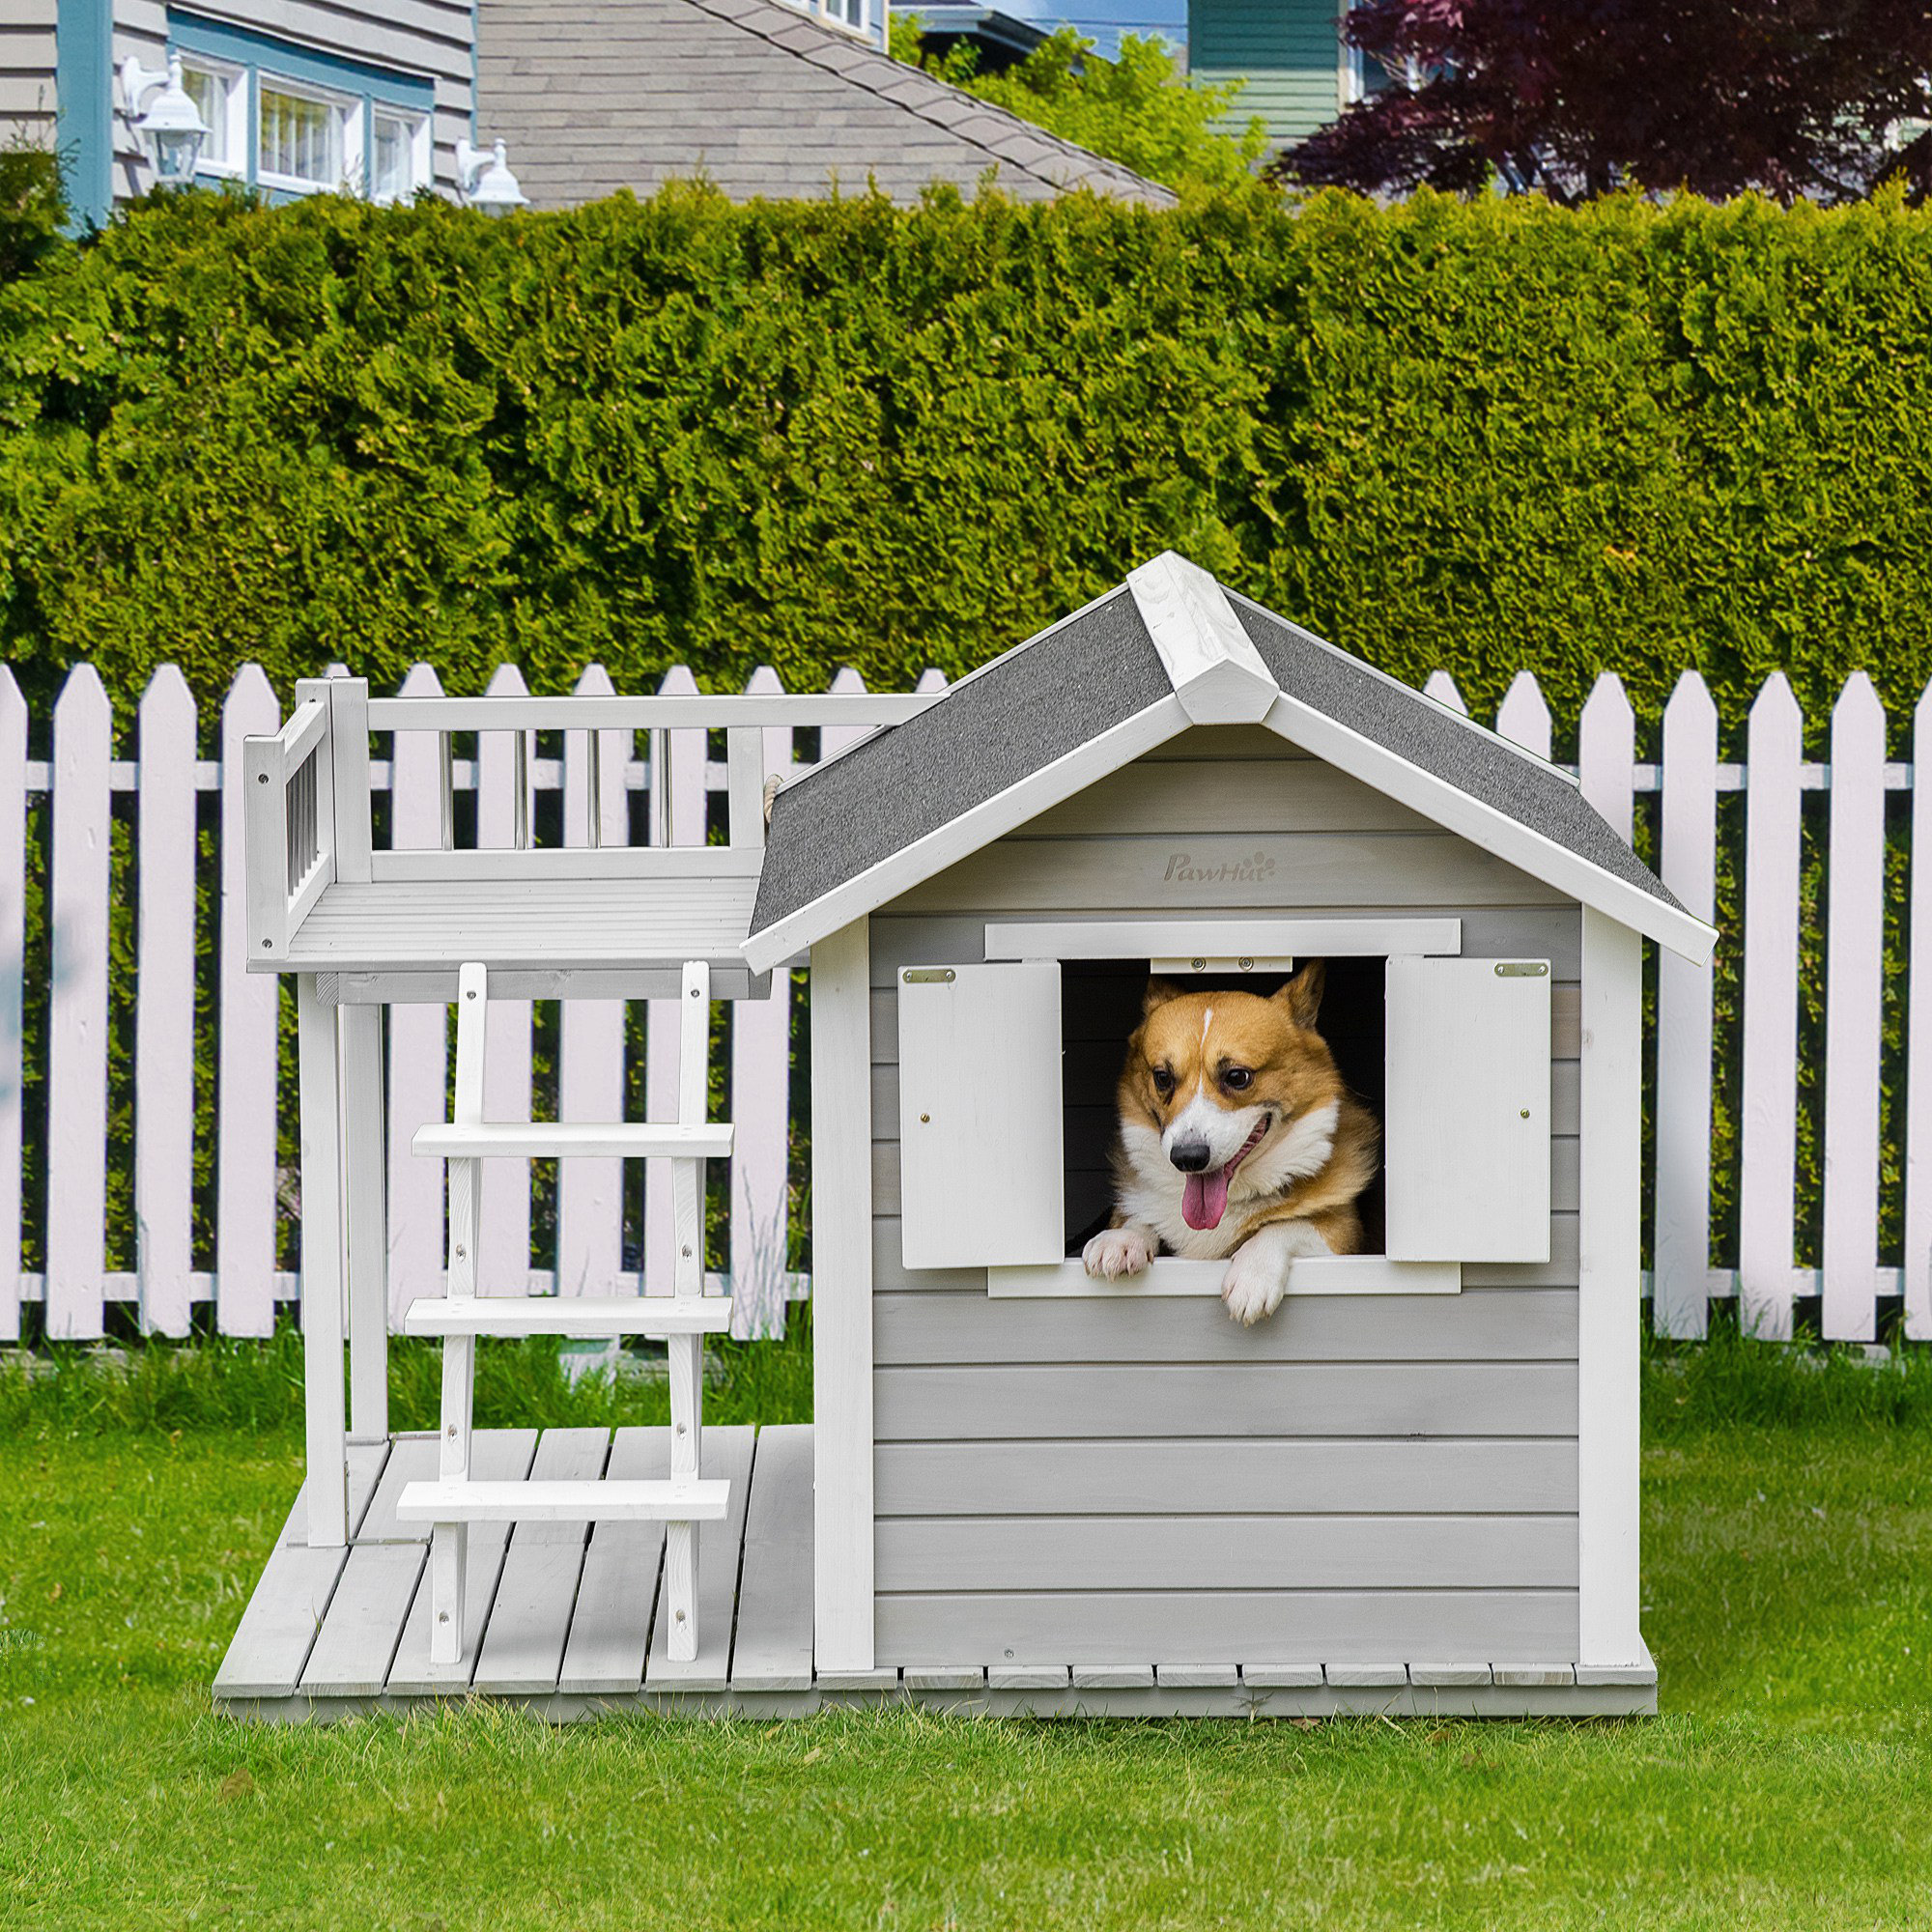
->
xmin=1384 ymin=957 xmax=1551 ymax=1263
xmin=896 ymin=962 xmax=1064 ymax=1269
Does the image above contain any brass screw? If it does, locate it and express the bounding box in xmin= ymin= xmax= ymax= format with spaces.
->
xmin=920 ymin=1113 xmax=930 ymax=1123
xmin=1520 ymin=1109 xmax=1530 ymax=1120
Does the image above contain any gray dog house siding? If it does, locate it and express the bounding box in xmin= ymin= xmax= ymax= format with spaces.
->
xmin=751 ymin=554 xmax=1714 ymax=1683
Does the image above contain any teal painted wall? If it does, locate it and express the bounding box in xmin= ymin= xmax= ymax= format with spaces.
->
xmin=1189 ymin=0 xmax=1345 ymax=150
xmin=55 ymin=0 xmax=111 ymax=227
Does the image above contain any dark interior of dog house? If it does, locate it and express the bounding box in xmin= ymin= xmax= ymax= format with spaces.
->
xmin=1059 ymin=957 xmax=1389 ymax=1258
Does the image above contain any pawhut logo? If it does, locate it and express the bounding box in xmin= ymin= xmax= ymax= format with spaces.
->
xmin=1161 ymin=849 xmax=1277 ymax=886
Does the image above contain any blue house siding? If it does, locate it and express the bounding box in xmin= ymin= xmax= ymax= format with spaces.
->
xmin=1189 ymin=0 xmax=1348 ymax=152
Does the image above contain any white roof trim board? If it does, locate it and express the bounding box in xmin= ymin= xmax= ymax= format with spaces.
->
xmin=744 ymin=554 xmax=1717 ymax=972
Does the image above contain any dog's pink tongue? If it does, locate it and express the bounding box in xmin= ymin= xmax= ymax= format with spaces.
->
xmin=1182 ymin=1165 xmax=1233 ymax=1232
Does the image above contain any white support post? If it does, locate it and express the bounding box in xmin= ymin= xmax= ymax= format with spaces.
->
xmin=811 ymin=917 xmax=874 ymax=1672
xmin=665 ymin=957 xmax=710 ymax=1663
xmin=298 ymin=974 xmax=348 ymax=1548
xmin=1578 ymin=908 xmax=1643 ymax=1668
xmin=431 ymin=961 xmax=488 ymax=1664
xmin=342 ymin=1002 xmax=388 ymax=1442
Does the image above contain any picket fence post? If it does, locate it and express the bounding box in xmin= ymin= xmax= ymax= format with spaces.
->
xmin=1906 ymin=683 xmax=1932 ymax=1341
xmin=730 ymin=666 xmax=794 ymax=1339
xmin=477 ymin=663 xmax=535 ymax=1297
xmin=1577 ymin=675 xmax=1634 ymax=843
xmin=1653 ymin=672 xmax=1719 ymax=1339
xmin=642 ymin=665 xmax=705 ymax=1300
xmin=217 ymin=666 xmax=281 ymax=1338
xmin=135 ymin=667 xmax=198 ymax=1338
xmin=46 ymin=665 xmax=112 ymax=1342
xmin=0 ymin=668 xmax=23 ymax=1343
xmin=1496 ymin=672 xmax=1552 ymax=759
xmin=386 ymin=664 xmax=449 ymax=1321
xmin=1821 ymin=674 xmax=1887 ymax=1343
xmin=1737 ymin=673 xmax=1803 ymax=1340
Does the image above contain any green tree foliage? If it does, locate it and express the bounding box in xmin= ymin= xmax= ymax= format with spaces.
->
xmin=2 ymin=182 xmax=1932 ymax=736
xmin=890 ymin=18 xmax=1267 ymax=195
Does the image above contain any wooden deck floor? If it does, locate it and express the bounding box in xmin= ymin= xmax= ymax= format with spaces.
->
xmin=215 ymin=1425 xmax=1656 ymax=1721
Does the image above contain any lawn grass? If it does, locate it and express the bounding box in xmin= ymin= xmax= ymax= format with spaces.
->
xmin=3 ymin=1321 xmax=1932 ymax=1928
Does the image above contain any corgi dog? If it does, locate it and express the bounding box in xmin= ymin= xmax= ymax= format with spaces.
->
xmin=1082 ymin=962 xmax=1378 ymax=1324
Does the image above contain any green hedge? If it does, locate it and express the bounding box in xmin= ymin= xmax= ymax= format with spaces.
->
xmin=3 ymin=181 xmax=1931 ymax=738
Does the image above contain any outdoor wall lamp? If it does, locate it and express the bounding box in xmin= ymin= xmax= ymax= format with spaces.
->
xmin=455 ymin=138 xmax=528 ymax=214
xmin=119 ymin=53 xmax=210 ymax=187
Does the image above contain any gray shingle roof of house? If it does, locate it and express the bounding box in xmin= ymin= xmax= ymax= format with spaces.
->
xmin=749 ymin=567 xmax=1688 ymax=943
xmin=1225 ymin=593 xmax=1687 ymax=917
xmin=477 ymin=0 xmax=1176 ymax=209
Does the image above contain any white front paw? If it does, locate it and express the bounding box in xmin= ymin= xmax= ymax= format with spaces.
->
xmin=1083 ymin=1226 xmax=1154 ymax=1281
xmin=1221 ymin=1240 xmax=1291 ymax=1325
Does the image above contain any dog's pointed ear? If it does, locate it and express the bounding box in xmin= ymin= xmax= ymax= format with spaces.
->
xmin=1142 ymin=977 xmax=1184 ymax=1018
xmin=1274 ymin=959 xmax=1325 ymax=1029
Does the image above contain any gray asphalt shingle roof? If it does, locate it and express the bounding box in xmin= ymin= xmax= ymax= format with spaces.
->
xmin=478 ymin=0 xmax=1176 ymax=209
xmin=750 ymin=569 xmax=1686 ymax=944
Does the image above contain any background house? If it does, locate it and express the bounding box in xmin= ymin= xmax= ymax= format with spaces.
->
xmin=1188 ymin=0 xmax=1371 ymax=153
xmin=478 ymin=0 xmax=1170 ymax=208
xmin=2 ymin=0 xmax=1167 ymax=228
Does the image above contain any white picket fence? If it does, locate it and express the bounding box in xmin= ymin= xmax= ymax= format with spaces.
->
xmin=0 ymin=658 xmax=1922 ymax=1346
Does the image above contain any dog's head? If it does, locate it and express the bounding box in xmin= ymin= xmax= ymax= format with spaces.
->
xmin=1120 ymin=962 xmax=1346 ymax=1233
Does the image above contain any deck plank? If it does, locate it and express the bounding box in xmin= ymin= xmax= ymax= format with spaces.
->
xmin=731 ymin=1425 xmax=815 ymax=1691
xmin=556 ymin=1428 xmax=671 ymax=1696
xmin=385 ymin=1429 xmax=541 ymax=1695
xmin=647 ymin=1426 xmax=755 ymax=1693
xmin=471 ymin=1428 xmax=611 ymax=1696
xmin=213 ymin=1441 xmax=388 ymax=1701
xmin=299 ymin=1436 xmax=440 ymax=1697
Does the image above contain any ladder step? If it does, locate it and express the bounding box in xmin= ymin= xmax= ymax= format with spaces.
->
xmin=412 ymin=1121 xmax=733 ymax=1162
xmin=396 ymin=1478 xmax=730 ymax=1525
xmin=401 ymin=1295 xmax=732 ymax=1339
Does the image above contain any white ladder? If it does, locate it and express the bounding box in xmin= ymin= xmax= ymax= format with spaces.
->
xmin=395 ymin=957 xmax=732 ymax=1664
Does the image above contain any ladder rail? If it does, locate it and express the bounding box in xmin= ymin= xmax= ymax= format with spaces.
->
xmin=416 ymin=954 xmax=729 ymax=1672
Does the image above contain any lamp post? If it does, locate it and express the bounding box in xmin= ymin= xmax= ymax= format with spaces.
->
xmin=119 ymin=53 xmax=210 ymax=188
xmin=455 ymin=138 xmax=528 ymax=214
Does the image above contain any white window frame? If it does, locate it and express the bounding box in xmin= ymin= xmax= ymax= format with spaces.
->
xmin=180 ymin=55 xmax=247 ymax=180
xmin=254 ymin=71 xmax=362 ymax=197
xmin=959 ymin=915 xmax=1557 ymax=1298
xmin=368 ymin=105 xmax=432 ymax=205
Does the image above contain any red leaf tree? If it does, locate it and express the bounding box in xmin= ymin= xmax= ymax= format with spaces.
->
xmin=1272 ymin=1 xmax=1932 ymax=203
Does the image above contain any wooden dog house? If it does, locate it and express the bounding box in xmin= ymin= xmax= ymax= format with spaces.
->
xmin=747 ymin=553 xmax=1713 ymax=1713
xmin=217 ymin=551 xmax=1711 ymax=1719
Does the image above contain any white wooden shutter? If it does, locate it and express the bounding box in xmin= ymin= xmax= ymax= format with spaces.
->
xmin=896 ymin=962 xmax=1064 ymax=1269
xmin=1384 ymin=956 xmax=1551 ymax=1263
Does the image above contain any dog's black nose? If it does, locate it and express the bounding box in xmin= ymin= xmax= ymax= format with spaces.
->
xmin=1169 ymin=1138 xmax=1211 ymax=1173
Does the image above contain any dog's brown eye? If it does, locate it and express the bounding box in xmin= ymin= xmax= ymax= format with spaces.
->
xmin=1223 ymin=1066 xmax=1253 ymax=1093
xmin=1151 ymin=1066 xmax=1174 ymax=1097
